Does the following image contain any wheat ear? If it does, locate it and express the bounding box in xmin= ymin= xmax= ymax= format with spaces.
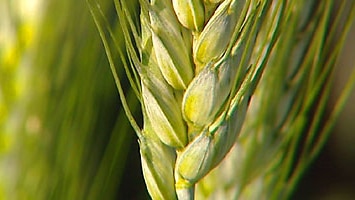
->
xmin=89 ymin=0 xmax=355 ymax=199
xmin=110 ymin=0 xmax=275 ymax=199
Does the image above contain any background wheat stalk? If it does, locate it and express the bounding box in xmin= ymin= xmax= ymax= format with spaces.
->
xmin=1 ymin=0 xmax=138 ymax=199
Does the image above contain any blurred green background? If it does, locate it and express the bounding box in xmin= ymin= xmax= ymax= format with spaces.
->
xmin=0 ymin=0 xmax=354 ymax=199
xmin=294 ymin=19 xmax=355 ymax=200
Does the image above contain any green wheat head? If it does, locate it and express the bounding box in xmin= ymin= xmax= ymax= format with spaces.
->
xmin=88 ymin=0 xmax=355 ymax=199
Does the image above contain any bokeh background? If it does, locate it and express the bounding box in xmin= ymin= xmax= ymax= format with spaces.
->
xmin=0 ymin=0 xmax=354 ymax=199
xmin=294 ymin=18 xmax=355 ymax=200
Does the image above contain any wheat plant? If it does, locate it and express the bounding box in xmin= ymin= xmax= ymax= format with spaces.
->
xmin=1 ymin=0 xmax=355 ymax=199
xmin=87 ymin=0 xmax=355 ymax=199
